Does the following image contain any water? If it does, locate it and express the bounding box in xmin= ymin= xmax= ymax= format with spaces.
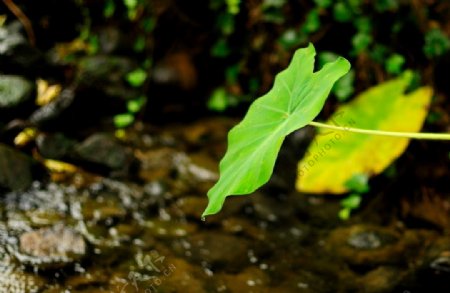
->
xmin=0 ymin=118 xmax=448 ymax=292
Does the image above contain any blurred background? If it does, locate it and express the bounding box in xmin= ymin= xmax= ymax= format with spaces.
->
xmin=0 ymin=0 xmax=449 ymax=292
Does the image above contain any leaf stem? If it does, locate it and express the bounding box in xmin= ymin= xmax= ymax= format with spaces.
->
xmin=308 ymin=121 xmax=450 ymax=140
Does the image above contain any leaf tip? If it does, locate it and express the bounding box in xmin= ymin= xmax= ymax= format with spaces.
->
xmin=201 ymin=202 xmax=218 ymax=219
xmin=202 ymin=190 xmax=226 ymax=218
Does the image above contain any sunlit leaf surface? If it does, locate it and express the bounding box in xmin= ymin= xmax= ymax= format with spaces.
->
xmin=203 ymin=44 xmax=350 ymax=217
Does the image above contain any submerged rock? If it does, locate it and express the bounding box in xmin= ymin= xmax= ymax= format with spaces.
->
xmin=17 ymin=223 xmax=86 ymax=269
xmin=0 ymin=21 xmax=44 ymax=75
xmin=402 ymin=237 xmax=450 ymax=291
xmin=271 ymin=270 xmax=334 ymax=293
xmin=355 ymin=266 xmax=406 ymax=293
xmin=36 ymin=132 xmax=76 ymax=160
xmin=74 ymin=133 xmax=133 ymax=173
xmin=214 ymin=267 xmax=270 ymax=293
xmin=326 ymin=225 xmax=426 ymax=268
xmin=0 ymin=75 xmax=34 ymax=109
xmin=182 ymin=233 xmax=251 ymax=271
xmin=0 ymin=144 xmax=34 ymax=191
xmin=76 ymin=55 xmax=139 ymax=100
xmin=28 ymin=87 xmax=75 ymax=127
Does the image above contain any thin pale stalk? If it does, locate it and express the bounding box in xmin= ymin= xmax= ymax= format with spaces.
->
xmin=308 ymin=121 xmax=450 ymax=140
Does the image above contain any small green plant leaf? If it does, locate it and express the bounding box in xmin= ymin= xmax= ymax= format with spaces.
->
xmin=114 ymin=113 xmax=135 ymax=128
xmin=352 ymin=32 xmax=372 ymax=54
xmin=126 ymin=68 xmax=147 ymax=87
xmin=338 ymin=208 xmax=351 ymax=220
xmin=333 ymin=2 xmax=352 ymax=23
xmin=127 ymin=96 xmax=146 ymax=113
xmin=339 ymin=193 xmax=363 ymax=220
xmin=385 ymin=53 xmax=405 ymax=74
xmin=208 ymin=88 xmax=228 ymax=112
xmin=226 ymin=0 xmax=241 ymax=14
xmin=314 ymin=0 xmax=332 ymax=8
xmin=133 ymin=35 xmax=146 ymax=52
xmin=211 ymin=38 xmax=231 ymax=57
xmin=104 ymin=0 xmax=116 ymax=18
xmin=301 ymin=9 xmax=321 ymax=34
xmin=340 ymin=193 xmax=362 ymax=209
xmin=344 ymin=174 xmax=369 ymax=193
xmin=203 ymin=44 xmax=351 ymax=217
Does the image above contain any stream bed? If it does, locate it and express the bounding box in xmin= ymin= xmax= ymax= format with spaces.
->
xmin=0 ymin=118 xmax=449 ymax=293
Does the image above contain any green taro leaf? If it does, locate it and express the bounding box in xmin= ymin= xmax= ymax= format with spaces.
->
xmin=203 ymin=44 xmax=351 ymax=217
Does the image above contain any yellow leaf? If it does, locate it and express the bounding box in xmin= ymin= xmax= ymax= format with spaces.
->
xmin=42 ymin=159 xmax=78 ymax=174
xmin=54 ymin=38 xmax=90 ymax=60
xmin=0 ymin=15 xmax=7 ymax=26
xmin=14 ymin=128 xmax=37 ymax=147
xmin=36 ymin=79 xmax=62 ymax=106
xmin=296 ymin=72 xmax=433 ymax=194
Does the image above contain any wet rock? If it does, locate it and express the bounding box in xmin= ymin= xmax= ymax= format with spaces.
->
xmin=214 ymin=267 xmax=270 ymax=293
xmin=74 ymin=133 xmax=133 ymax=172
xmin=221 ymin=218 xmax=268 ymax=240
xmin=249 ymin=192 xmax=294 ymax=222
xmin=401 ymin=193 xmax=450 ymax=230
xmin=17 ymin=224 xmax=86 ymax=269
xmin=0 ymin=22 xmax=25 ymax=55
xmin=0 ymin=21 xmax=44 ymax=75
xmin=403 ymin=237 xmax=450 ymax=291
xmin=65 ymin=267 xmax=110 ymax=290
xmin=171 ymin=196 xmax=208 ymax=219
xmin=152 ymin=52 xmax=197 ymax=91
xmin=347 ymin=230 xmax=396 ymax=250
xmin=355 ymin=266 xmax=406 ymax=293
xmin=136 ymin=147 xmax=179 ymax=182
xmin=26 ymin=210 xmax=65 ymax=228
xmin=0 ymin=75 xmax=34 ymax=108
xmin=76 ymin=55 xmax=139 ymax=100
xmin=36 ymin=132 xmax=76 ymax=159
xmin=180 ymin=118 xmax=234 ymax=149
xmin=137 ymin=148 xmax=218 ymax=194
xmin=0 ymin=270 xmax=46 ymax=293
xmin=170 ymin=195 xmax=248 ymax=223
xmin=81 ymin=197 xmax=127 ymax=222
xmin=29 ymin=87 xmax=75 ymax=126
xmin=0 ymin=144 xmax=34 ymax=191
xmin=112 ymin=257 xmax=205 ymax=293
xmin=3 ymin=182 xmax=69 ymax=214
xmin=326 ymin=225 xmax=426 ymax=268
xmin=294 ymin=193 xmax=342 ymax=228
xmin=272 ymin=270 xmax=335 ymax=293
xmin=429 ymin=252 xmax=450 ymax=273
xmin=143 ymin=219 xmax=197 ymax=239
xmin=178 ymin=152 xmax=219 ymax=193
xmin=181 ymin=233 xmax=251 ymax=271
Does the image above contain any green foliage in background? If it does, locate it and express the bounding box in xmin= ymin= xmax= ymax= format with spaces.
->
xmin=423 ymin=28 xmax=450 ymax=58
xmin=113 ymin=68 xmax=148 ymax=128
xmin=338 ymin=174 xmax=369 ymax=220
